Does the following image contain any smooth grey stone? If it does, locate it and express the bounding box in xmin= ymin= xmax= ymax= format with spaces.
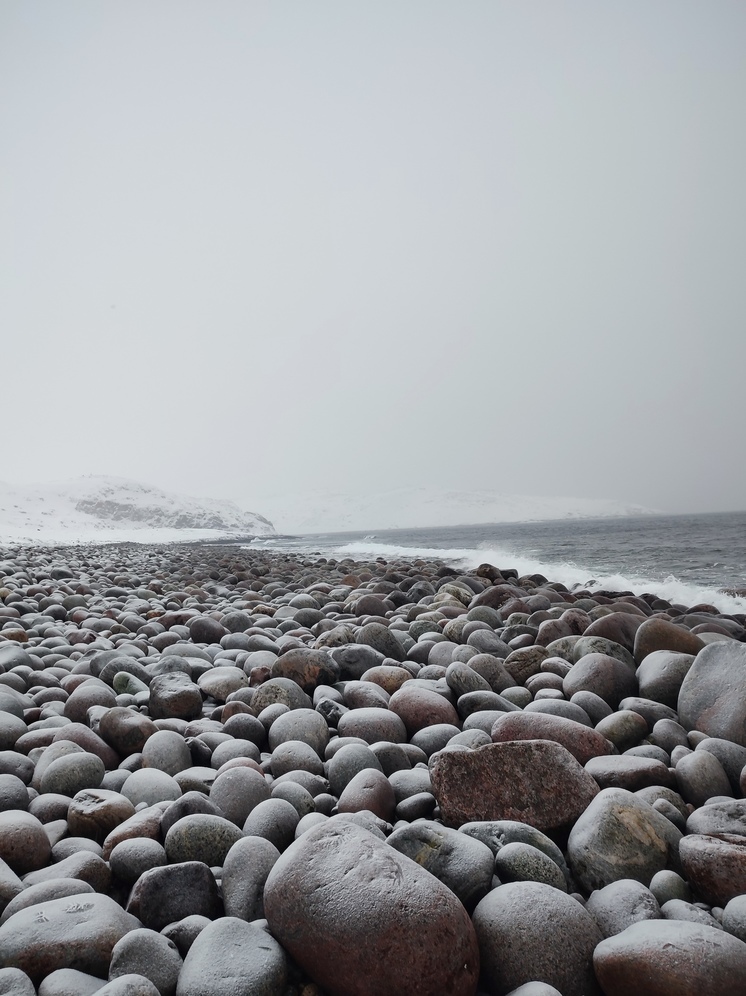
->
xmin=585 ymin=879 xmax=661 ymax=938
xmin=675 ymin=749 xmax=732 ymax=807
xmin=570 ymin=691 xmax=613 ymax=725
xmin=524 ymin=700 xmax=593 ymax=727
xmin=661 ymin=898 xmax=723 ymax=930
xmin=494 ymin=842 xmax=567 ymax=892
xmin=388 ymin=767 xmax=432 ymax=803
xmin=649 ymin=869 xmax=692 ymax=905
xmin=270 ymin=780 xmax=315 ymax=819
xmin=594 ymin=710 xmax=648 ymax=752
xmin=38 ymin=968 xmax=105 ymax=995
xmin=504 ymin=985 xmax=563 ymax=996
xmin=636 ymin=650 xmax=695 ymax=708
xmin=0 ymin=967 xmax=35 ymax=995
xmin=210 ymin=738 xmax=260 ymax=769
xmin=326 ymin=743 xmax=382 ymax=796
xmin=141 ymin=731 xmax=192 ymax=776
xmin=121 ymin=769 xmax=181 ymax=807
xmin=635 ymin=784 xmax=689 ymax=818
xmin=0 ymin=893 xmax=139 ymax=984
xmin=164 ymin=814 xmax=243 ymax=867
xmin=41 ymin=753 xmax=105 ymax=797
xmin=651 ymin=798 xmax=687 ymax=832
xmin=242 ymin=798 xmax=299 ymax=852
xmin=567 ymin=788 xmax=682 ymax=892
xmin=460 ymin=820 xmax=571 ymax=887
xmin=410 ymin=723 xmax=461 ymax=757
xmin=109 ymin=928 xmax=182 ymax=996
xmin=686 ymin=799 xmax=746 ymax=837
xmin=126 ymin=862 xmax=222 ymax=932
xmin=0 ymin=776 xmax=28 ymax=813
xmin=649 ymin=717 xmax=690 ymax=754
xmin=618 ymin=696 xmax=678 ymax=729
xmin=271 ymin=769 xmax=329 ymax=796
xmin=678 ymin=641 xmax=746 ymax=747
xmin=571 ymin=637 xmax=634 ymax=669
xmin=294 ymin=812 xmax=329 ymax=837
xmin=387 ymin=819 xmax=494 ymax=911
xmin=269 ymin=739 xmax=324 ymax=778
xmin=462 ymin=707 xmax=519 ymax=736
xmin=95 ymin=976 xmax=159 ymax=996
xmin=108 ymin=839 xmax=167 ymax=886
xmin=221 ymin=835 xmax=280 ymax=921
xmin=267 ymin=708 xmax=329 ymax=756
xmin=445 ymin=661 xmax=492 ymax=697
xmin=31 ymin=741 xmax=85 ymax=792
xmin=473 ymin=882 xmax=602 ymax=996
xmin=209 ymin=767 xmax=270 ymax=827
xmin=175 ymin=917 xmax=287 ymax=995
xmin=695 ymin=737 xmax=746 ymax=794
xmin=0 ymin=753 xmax=33 ymax=785
xmin=160 ymin=915 xmax=211 ymax=958
xmin=624 ymin=744 xmax=670 ymax=764
xmin=723 ymin=894 xmax=746 ymax=943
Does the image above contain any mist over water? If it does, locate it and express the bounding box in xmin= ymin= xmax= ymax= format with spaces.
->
xmin=251 ymin=512 xmax=746 ymax=615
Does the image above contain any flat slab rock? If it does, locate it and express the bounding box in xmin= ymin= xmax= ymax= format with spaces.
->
xmin=430 ymin=740 xmax=598 ymax=833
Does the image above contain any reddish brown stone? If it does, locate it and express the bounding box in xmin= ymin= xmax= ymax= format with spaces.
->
xmin=360 ymin=665 xmax=412 ymax=694
xmin=67 ymin=790 xmax=137 ymax=845
xmin=98 ymin=707 xmax=158 ymax=756
xmin=388 ymin=683 xmax=460 ymax=737
xmin=430 ymin=740 xmax=598 ymax=832
xmin=470 ymin=584 xmax=526 ymax=610
xmin=52 ymin=723 xmax=120 ymax=770
xmin=679 ymin=833 xmax=746 ymax=906
xmin=336 ymin=769 xmax=396 ymax=822
xmin=584 ymin=755 xmax=675 ymax=792
xmin=594 ymin=920 xmax=746 ymax=996
xmin=563 ymin=653 xmax=637 ymax=709
xmin=490 ymin=711 xmax=613 ymax=765
xmin=633 ymin=617 xmax=705 ymax=665
xmin=584 ymin=612 xmax=644 ymax=653
xmin=502 ymin=646 xmax=550 ymax=683
xmin=264 ymin=819 xmax=479 ymax=996
xmin=270 ymin=648 xmax=339 ymax=693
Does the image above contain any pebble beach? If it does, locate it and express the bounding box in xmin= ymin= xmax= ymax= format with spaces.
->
xmin=0 ymin=541 xmax=744 ymax=996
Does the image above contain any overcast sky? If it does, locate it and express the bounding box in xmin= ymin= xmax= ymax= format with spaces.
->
xmin=2 ymin=1 xmax=744 ymax=515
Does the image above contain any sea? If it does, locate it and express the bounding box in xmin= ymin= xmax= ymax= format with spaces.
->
xmin=248 ymin=511 xmax=746 ymax=617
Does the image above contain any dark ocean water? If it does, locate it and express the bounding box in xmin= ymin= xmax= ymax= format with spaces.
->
xmin=249 ymin=511 xmax=746 ymax=615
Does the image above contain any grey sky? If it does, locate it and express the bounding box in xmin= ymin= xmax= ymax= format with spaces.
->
xmin=2 ymin=1 xmax=744 ymax=514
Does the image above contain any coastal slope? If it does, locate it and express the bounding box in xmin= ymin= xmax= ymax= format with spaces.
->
xmin=0 ymin=476 xmax=276 ymax=544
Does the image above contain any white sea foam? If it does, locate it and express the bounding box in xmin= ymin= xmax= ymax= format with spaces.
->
xmin=331 ymin=540 xmax=746 ymax=615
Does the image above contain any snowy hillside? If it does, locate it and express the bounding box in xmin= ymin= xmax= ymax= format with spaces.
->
xmin=253 ymin=488 xmax=659 ymax=534
xmin=0 ymin=477 xmax=276 ymax=545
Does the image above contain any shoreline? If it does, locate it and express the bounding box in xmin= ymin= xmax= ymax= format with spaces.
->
xmin=0 ymin=542 xmax=744 ymax=992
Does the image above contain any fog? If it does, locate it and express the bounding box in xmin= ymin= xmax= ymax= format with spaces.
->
xmin=2 ymin=1 xmax=744 ymax=515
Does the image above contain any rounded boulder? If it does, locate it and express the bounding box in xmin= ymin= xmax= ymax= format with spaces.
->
xmin=263 ymin=818 xmax=479 ymax=996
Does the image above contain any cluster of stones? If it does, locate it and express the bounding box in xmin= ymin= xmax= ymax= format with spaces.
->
xmin=0 ymin=542 xmax=743 ymax=995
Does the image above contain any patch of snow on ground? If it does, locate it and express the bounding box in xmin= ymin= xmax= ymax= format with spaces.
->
xmin=0 ymin=476 xmax=276 ymax=546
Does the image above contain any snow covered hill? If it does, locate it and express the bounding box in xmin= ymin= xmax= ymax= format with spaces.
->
xmin=253 ymin=487 xmax=659 ymax=534
xmin=0 ymin=477 xmax=276 ymax=545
